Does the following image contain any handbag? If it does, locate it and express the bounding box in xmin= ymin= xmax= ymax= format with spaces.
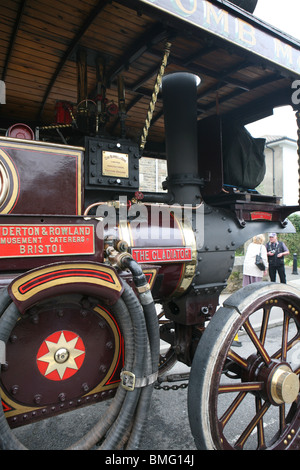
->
xmin=255 ymin=246 xmax=265 ymax=271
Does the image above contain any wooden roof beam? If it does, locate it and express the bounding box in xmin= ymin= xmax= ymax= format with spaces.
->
xmin=107 ymin=24 xmax=170 ymax=86
xmin=198 ymin=75 xmax=287 ymax=123
xmin=148 ymin=47 xmax=251 ymax=91
xmin=2 ymin=0 xmax=28 ymax=82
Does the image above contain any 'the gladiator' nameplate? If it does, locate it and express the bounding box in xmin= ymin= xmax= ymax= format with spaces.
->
xmin=131 ymin=247 xmax=193 ymax=263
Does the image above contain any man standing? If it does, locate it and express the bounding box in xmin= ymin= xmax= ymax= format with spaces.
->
xmin=266 ymin=233 xmax=289 ymax=283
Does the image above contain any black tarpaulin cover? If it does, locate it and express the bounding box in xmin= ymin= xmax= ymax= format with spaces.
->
xmin=222 ymin=126 xmax=266 ymax=190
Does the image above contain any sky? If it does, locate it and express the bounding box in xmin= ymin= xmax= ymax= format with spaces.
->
xmin=245 ymin=0 xmax=300 ymax=140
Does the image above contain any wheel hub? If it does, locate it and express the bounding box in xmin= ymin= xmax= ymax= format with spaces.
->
xmin=247 ymin=355 xmax=299 ymax=406
xmin=36 ymin=330 xmax=85 ymax=381
xmin=270 ymin=365 xmax=299 ymax=405
xmin=54 ymin=348 xmax=70 ymax=364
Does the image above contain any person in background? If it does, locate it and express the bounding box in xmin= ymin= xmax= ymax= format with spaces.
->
xmin=266 ymin=233 xmax=289 ymax=283
xmin=243 ymin=234 xmax=268 ymax=286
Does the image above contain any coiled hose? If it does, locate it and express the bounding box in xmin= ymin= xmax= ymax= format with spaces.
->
xmin=0 ymin=259 xmax=159 ymax=450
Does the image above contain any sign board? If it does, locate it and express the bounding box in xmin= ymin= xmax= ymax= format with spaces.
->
xmin=139 ymin=0 xmax=300 ymax=75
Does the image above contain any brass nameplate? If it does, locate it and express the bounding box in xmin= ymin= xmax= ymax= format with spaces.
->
xmin=102 ymin=151 xmax=129 ymax=178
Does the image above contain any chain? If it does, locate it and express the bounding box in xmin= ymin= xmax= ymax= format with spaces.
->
xmin=139 ymin=41 xmax=171 ymax=151
xmin=154 ymin=382 xmax=188 ymax=391
xmin=154 ymin=372 xmax=189 ymax=391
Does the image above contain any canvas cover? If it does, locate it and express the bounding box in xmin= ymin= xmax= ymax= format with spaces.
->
xmin=222 ymin=126 xmax=266 ymax=190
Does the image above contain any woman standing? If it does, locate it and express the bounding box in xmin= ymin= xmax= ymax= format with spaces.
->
xmin=242 ymin=234 xmax=268 ymax=286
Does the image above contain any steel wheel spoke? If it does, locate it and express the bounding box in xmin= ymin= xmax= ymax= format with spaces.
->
xmin=281 ymin=311 xmax=290 ymax=361
xmin=244 ymin=319 xmax=271 ymax=365
xmin=255 ymin=397 xmax=266 ymax=450
xmin=279 ymin=403 xmax=286 ymax=433
xmin=219 ymin=391 xmax=247 ymax=429
xmin=259 ymin=306 xmax=271 ymax=346
xmin=227 ymin=349 xmax=248 ymax=369
xmin=234 ymin=401 xmax=271 ymax=449
xmin=273 ymin=334 xmax=300 ymax=361
xmin=157 ymin=310 xmax=167 ymax=322
xmin=219 ymin=382 xmax=263 ymax=394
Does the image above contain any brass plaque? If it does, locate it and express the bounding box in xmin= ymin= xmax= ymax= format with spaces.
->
xmin=102 ymin=151 xmax=129 ymax=178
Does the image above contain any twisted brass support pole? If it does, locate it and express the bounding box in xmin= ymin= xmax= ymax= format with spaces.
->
xmin=38 ymin=124 xmax=73 ymax=130
xmin=140 ymin=42 xmax=171 ymax=152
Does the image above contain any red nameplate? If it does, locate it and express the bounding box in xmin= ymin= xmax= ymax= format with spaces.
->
xmin=250 ymin=212 xmax=272 ymax=221
xmin=131 ymin=247 xmax=192 ymax=263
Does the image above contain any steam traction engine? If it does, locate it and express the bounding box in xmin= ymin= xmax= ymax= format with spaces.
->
xmin=0 ymin=0 xmax=299 ymax=450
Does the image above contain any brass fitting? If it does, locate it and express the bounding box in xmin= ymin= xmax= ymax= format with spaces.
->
xmin=105 ymin=243 xmax=132 ymax=269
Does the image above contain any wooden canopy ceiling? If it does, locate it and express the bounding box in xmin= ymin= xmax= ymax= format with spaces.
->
xmin=1 ymin=0 xmax=299 ymax=153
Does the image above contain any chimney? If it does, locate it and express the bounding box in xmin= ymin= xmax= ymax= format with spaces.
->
xmin=162 ymin=72 xmax=202 ymax=205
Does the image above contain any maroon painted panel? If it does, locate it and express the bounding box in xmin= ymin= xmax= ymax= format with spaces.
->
xmin=0 ymin=138 xmax=84 ymax=216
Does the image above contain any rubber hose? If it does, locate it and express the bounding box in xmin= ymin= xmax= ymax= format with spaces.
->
xmin=120 ymin=257 xmax=159 ymax=450
xmin=0 ymin=301 xmax=27 ymax=450
xmin=121 ymin=257 xmax=146 ymax=287
xmin=99 ymin=280 xmax=149 ymax=450
xmin=125 ymin=349 xmax=153 ymax=450
xmin=126 ymin=299 xmax=159 ymax=450
xmin=0 ymin=288 xmax=13 ymax=317
xmin=122 ymin=257 xmax=159 ymax=375
xmin=68 ymin=295 xmax=136 ymax=449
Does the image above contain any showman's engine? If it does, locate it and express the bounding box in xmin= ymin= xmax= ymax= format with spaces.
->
xmin=0 ymin=25 xmax=299 ymax=448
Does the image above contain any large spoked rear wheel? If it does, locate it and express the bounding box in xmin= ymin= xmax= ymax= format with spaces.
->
xmin=188 ymin=282 xmax=300 ymax=450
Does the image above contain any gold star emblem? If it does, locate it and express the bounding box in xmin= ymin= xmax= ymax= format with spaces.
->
xmin=37 ymin=331 xmax=85 ymax=381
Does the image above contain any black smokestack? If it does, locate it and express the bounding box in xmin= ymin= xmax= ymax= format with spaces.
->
xmin=162 ymin=72 xmax=202 ymax=205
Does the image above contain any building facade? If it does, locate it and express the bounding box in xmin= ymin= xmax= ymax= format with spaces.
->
xmin=256 ymin=136 xmax=298 ymax=205
xmin=139 ymin=157 xmax=167 ymax=193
